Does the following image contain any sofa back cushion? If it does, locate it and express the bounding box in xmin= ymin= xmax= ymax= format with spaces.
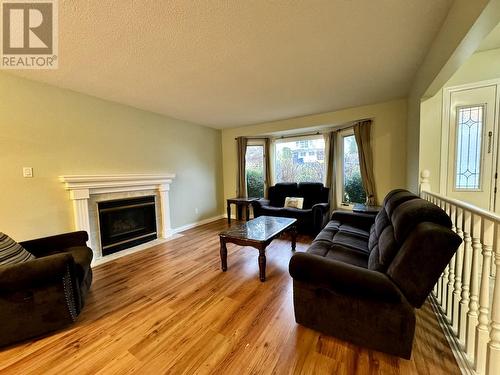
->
xmin=269 ymin=183 xmax=298 ymax=207
xmin=367 ymin=190 xmax=419 ymax=271
xmin=0 ymin=233 xmax=35 ymax=266
xmin=298 ymin=182 xmax=329 ymax=209
xmin=387 ymin=222 xmax=461 ymax=307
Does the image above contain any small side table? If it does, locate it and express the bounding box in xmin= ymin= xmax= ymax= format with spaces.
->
xmin=226 ymin=197 xmax=258 ymax=224
xmin=353 ymin=203 xmax=382 ymax=215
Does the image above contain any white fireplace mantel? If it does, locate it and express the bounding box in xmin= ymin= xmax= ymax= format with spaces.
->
xmin=59 ymin=174 xmax=176 ymax=254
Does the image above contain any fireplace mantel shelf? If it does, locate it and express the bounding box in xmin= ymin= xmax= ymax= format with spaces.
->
xmin=59 ymin=174 xmax=176 ymax=194
xmin=59 ymin=173 xmax=176 ymax=261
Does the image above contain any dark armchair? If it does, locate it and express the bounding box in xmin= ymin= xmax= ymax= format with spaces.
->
xmin=252 ymin=182 xmax=330 ymax=234
xmin=0 ymin=231 xmax=93 ymax=347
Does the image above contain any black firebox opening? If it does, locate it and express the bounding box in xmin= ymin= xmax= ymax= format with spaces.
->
xmin=98 ymin=196 xmax=157 ymax=256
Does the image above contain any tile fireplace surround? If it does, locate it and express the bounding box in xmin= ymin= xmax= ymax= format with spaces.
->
xmin=59 ymin=174 xmax=175 ymax=263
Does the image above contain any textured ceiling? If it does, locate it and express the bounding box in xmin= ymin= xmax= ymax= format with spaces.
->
xmin=10 ymin=0 xmax=453 ymax=128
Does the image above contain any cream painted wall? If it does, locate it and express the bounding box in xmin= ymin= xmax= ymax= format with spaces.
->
xmin=446 ymin=48 xmax=500 ymax=86
xmin=406 ymin=0 xmax=498 ymax=192
xmin=0 ymin=73 xmax=223 ymax=241
xmin=418 ymin=47 xmax=500 ymax=194
xmin=221 ymin=99 xmax=407 ymax=207
xmin=419 ymin=92 xmax=443 ymax=193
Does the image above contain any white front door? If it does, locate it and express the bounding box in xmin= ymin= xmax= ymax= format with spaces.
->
xmin=446 ymin=85 xmax=497 ymax=210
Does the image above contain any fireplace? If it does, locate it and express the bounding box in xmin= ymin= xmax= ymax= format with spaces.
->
xmin=98 ymin=196 xmax=157 ymax=256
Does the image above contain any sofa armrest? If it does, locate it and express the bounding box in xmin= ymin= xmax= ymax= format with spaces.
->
xmin=20 ymin=231 xmax=88 ymax=257
xmin=0 ymin=253 xmax=76 ymax=291
xmin=252 ymin=199 xmax=270 ymax=208
xmin=312 ymin=203 xmax=330 ymax=233
xmin=330 ymin=211 xmax=375 ymax=231
xmin=289 ymin=252 xmax=402 ymax=302
xmin=312 ymin=202 xmax=329 ymax=212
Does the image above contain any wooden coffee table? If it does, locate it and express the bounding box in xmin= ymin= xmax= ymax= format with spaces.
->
xmin=219 ymin=216 xmax=297 ymax=282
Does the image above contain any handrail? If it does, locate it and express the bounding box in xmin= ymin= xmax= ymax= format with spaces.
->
xmin=421 ymin=189 xmax=500 ymax=222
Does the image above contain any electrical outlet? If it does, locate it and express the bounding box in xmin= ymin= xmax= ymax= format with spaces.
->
xmin=23 ymin=167 xmax=33 ymax=178
xmin=195 ymin=208 xmax=199 ymax=215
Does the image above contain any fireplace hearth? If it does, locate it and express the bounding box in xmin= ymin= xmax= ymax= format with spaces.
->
xmin=98 ymin=196 xmax=157 ymax=256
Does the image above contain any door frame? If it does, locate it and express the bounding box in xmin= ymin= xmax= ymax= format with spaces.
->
xmin=440 ymin=79 xmax=500 ymax=211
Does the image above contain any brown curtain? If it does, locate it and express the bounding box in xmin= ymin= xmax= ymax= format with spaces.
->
xmin=264 ymin=138 xmax=272 ymax=198
xmin=236 ymin=137 xmax=248 ymax=197
xmin=353 ymin=120 xmax=377 ymax=205
xmin=324 ymin=131 xmax=338 ymax=211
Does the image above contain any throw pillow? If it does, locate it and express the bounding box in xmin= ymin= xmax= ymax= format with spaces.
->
xmin=284 ymin=197 xmax=304 ymax=209
xmin=0 ymin=233 xmax=35 ymax=266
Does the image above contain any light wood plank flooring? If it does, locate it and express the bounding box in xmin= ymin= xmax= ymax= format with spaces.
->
xmin=0 ymin=219 xmax=460 ymax=374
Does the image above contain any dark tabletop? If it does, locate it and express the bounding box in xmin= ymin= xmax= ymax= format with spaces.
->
xmin=219 ymin=216 xmax=296 ymax=242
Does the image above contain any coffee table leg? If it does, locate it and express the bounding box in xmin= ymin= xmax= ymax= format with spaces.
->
xmin=220 ymin=237 xmax=228 ymax=271
xmin=258 ymin=246 xmax=266 ymax=282
xmin=291 ymin=225 xmax=297 ymax=252
xmin=227 ymin=204 xmax=231 ymax=225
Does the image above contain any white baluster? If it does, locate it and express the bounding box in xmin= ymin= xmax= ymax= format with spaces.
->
xmin=466 ymin=214 xmax=482 ymax=360
xmin=486 ymin=223 xmax=500 ymax=375
xmin=453 ymin=207 xmax=465 ymax=334
xmin=475 ymin=218 xmax=494 ymax=374
xmin=460 ymin=210 xmax=473 ymax=344
xmin=447 ymin=203 xmax=457 ymax=320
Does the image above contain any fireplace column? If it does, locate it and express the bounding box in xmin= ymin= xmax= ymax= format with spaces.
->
xmin=69 ymin=188 xmax=94 ymax=250
xmin=158 ymin=183 xmax=173 ymax=238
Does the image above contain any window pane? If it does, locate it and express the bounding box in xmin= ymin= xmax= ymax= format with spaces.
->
xmin=275 ymin=137 xmax=325 ymax=183
xmin=343 ymin=135 xmax=366 ymax=204
xmin=455 ymin=106 xmax=483 ymax=190
xmin=246 ymin=146 xmax=265 ymax=198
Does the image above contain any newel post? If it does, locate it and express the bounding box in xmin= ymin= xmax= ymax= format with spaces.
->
xmin=420 ymin=169 xmax=431 ymax=194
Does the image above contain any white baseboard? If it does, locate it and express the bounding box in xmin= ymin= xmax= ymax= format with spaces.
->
xmin=172 ymin=214 xmax=225 ymax=234
xmin=429 ymin=295 xmax=474 ymax=375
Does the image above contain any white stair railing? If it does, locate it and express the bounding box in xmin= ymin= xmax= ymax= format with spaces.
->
xmin=420 ymin=170 xmax=500 ymax=375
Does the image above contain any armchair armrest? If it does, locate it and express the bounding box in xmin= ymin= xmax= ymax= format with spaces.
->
xmin=0 ymin=253 xmax=75 ymax=291
xmin=20 ymin=231 xmax=88 ymax=257
xmin=330 ymin=211 xmax=375 ymax=231
xmin=289 ymin=252 xmax=402 ymax=303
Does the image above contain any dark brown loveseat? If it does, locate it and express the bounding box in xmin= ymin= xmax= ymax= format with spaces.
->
xmin=0 ymin=231 xmax=93 ymax=347
xmin=289 ymin=189 xmax=461 ymax=358
xmin=252 ymin=182 xmax=330 ymax=234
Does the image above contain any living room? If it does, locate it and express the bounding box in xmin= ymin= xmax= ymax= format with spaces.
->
xmin=1 ymin=1 xmax=500 ymax=374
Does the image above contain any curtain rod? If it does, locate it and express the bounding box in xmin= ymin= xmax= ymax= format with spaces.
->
xmin=234 ymin=117 xmax=373 ymax=140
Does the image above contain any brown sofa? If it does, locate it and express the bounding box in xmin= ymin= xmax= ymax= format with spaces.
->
xmin=0 ymin=231 xmax=93 ymax=347
xmin=289 ymin=189 xmax=461 ymax=358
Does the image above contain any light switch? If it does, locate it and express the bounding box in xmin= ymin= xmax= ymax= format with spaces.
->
xmin=23 ymin=167 xmax=33 ymax=178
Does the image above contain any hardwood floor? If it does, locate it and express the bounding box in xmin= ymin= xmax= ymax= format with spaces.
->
xmin=0 ymin=219 xmax=460 ymax=374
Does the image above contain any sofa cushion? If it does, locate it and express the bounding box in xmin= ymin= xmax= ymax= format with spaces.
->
xmin=325 ymin=244 xmax=369 ymax=268
xmin=385 ymin=191 xmax=419 ymax=217
xmin=0 ymin=233 xmax=35 ymax=266
xmin=367 ymin=225 xmax=398 ymax=272
xmin=392 ymin=199 xmax=452 ymax=244
xmin=313 ymin=221 xmax=339 ymax=242
xmin=338 ymin=224 xmax=370 ymax=239
xmin=298 ymin=182 xmax=326 ymax=209
xmin=331 ymin=232 xmax=369 ymax=254
xmin=269 ymin=183 xmax=298 ymax=207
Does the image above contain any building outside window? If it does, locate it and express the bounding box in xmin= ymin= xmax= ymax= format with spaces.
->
xmin=275 ymin=136 xmax=325 ymax=183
